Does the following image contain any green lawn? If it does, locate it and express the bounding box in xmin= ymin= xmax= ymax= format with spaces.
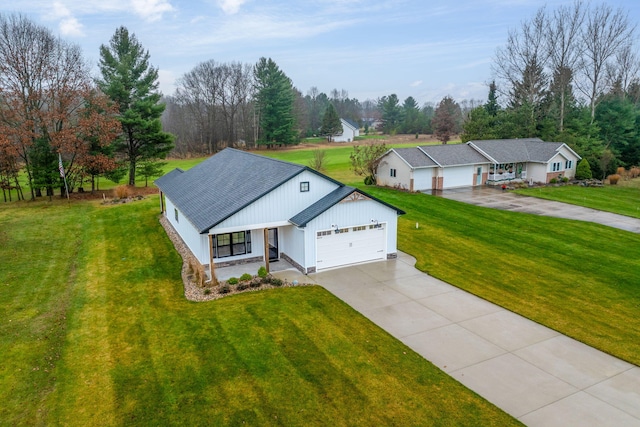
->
xmin=0 ymin=198 xmax=518 ymax=426
xmin=514 ymin=183 xmax=640 ymax=219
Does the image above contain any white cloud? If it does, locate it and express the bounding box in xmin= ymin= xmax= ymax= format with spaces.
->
xmin=218 ymin=0 xmax=247 ymax=15
xmin=410 ymin=80 xmax=423 ymax=87
xmin=52 ymin=1 xmax=84 ymax=36
xmin=131 ymin=0 xmax=175 ymax=22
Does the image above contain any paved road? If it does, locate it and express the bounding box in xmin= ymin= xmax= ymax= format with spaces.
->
xmin=275 ymin=255 xmax=640 ymax=426
xmin=433 ymin=186 xmax=640 ymax=233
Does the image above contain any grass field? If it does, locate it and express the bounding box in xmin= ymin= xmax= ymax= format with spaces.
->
xmin=0 ymin=197 xmax=518 ymax=426
xmin=514 ymin=182 xmax=640 ymax=219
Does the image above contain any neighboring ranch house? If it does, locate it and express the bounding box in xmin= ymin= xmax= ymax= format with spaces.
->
xmin=376 ymin=138 xmax=581 ymax=191
xmin=155 ymin=148 xmax=404 ymax=276
xmin=333 ymin=119 xmax=360 ymax=142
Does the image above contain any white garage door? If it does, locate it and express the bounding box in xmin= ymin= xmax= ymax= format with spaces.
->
xmin=443 ymin=165 xmax=474 ymax=188
xmin=316 ymin=224 xmax=386 ymax=271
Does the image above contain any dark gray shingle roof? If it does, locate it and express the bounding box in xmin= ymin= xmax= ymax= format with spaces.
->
xmin=155 ymin=148 xmax=308 ymax=233
xmin=468 ymin=138 xmax=566 ymax=163
xmin=289 ymin=186 xmax=405 ymax=227
xmin=419 ymin=144 xmax=490 ymax=166
xmin=392 ymin=148 xmax=437 ymax=168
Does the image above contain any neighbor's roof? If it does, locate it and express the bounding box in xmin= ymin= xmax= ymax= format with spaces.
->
xmin=419 ymin=144 xmax=491 ymax=166
xmin=155 ymin=148 xmax=312 ymax=233
xmin=391 ymin=148 xmax=437 ymax=168
xmin=468 ymin=138 xmax=577 ymax=163
xmin=289 ymin=186 xmax=405 ymax=227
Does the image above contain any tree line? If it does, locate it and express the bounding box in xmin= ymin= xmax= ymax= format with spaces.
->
xmin=0 ymin=14 xmax=172 ymax=200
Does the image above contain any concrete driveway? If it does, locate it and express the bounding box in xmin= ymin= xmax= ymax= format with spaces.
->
xmin=274 ymin=254 xmax=640 ymax=426
xmin=435 ymin=187 xmax=640 ymax=233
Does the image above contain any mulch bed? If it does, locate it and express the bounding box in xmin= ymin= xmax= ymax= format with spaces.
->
xmin=159 ymin=215 xmax=313 ymax=302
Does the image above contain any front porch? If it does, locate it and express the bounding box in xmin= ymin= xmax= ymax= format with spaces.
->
xmin=209 ymin=257 xmax=297 ymax=281
xmin=487 ymin=162 xmax=527 ymax=184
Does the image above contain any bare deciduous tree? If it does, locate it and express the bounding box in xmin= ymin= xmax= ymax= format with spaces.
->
xmin=578 ymin=3 xmax=635 ymax=123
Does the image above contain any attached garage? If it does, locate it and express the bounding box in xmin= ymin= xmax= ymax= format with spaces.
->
xmin=315 ymin=223 xmax=386 ymax=271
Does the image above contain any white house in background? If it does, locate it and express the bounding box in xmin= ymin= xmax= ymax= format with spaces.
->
xmin=376 ymin=138 xmax=581 ymax=191
xmin=155 ymin=148 xmax=404 ymax=276
xmin=333 ymin=119 xmax=360 ymax=142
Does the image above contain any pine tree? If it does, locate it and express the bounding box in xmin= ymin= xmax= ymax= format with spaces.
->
xmin=485 ymin=81 xmax=500 ymax=116
xmin=97 ymin=26 xmax=174 ymax=186
xmin=320 ymin=103 xmax=342 ymax=142
xmin=432 ymin=96 xmax=462 ymax=144
xmin=575 ymin=158 xmax=593 ymax=180
xmin=253 ymin=57 xmax=297 ymax=146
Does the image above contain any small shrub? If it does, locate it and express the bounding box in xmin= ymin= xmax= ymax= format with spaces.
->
xmin=257 ymin=266 xmax=267 ymax=278
xmin=240 ymin=273 xmax=253 ymax=282
xmin=218 ymin=284 xmax=231 ymax=294
xmin=114 ymin=185 xmax=130 ymax=199
xmin=204 ymin=288 xmax=212 ymax=295
xmin=193 ymin=261 xmax=206 ymax=288
xmin=261 ymin=275 xmax=271 ymax=284
xmin=562 ymin=177 xmax=569 ymax=183
xmin=629 ymin=167 xmax=640 ymax=178
xmin=250 ymin=278 xmax=262 ymax=288
xmin=549 ymin=178 xmax=558 ymax=184
xmin=608 ymin=174 xmax=621 ymax=185
xmin=227 ymin=277 xmax=238 ymax=285
xmin=616 ymin=167 xmax=627 ymax=178
xmin=271 ymin=278 xmax=283 ymax=287
xmin=575 ymin=158 xmax=593 ymax=180
xmin=237 ymin=281 xmax=249 ymax=291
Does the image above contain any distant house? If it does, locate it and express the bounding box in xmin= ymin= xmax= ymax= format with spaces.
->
xmin=376 ymin=138 xmax=581 ymax=191
xmin=333 ymin=119 xmax=360 ymax=142
xmin=155 ymin=148 xmax=404 ymax=276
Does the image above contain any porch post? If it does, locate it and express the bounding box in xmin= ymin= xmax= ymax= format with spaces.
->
xmin=263 ymin=228 xmax=270 ymax=273
xmin=208 ymin=234 xmax=217 ymax=284
xmin=159 ymin=190 xmax=165 ymax=213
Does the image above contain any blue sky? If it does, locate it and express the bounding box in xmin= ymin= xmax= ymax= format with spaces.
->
xmin=2 ymin=0 xmax=640 ymax=105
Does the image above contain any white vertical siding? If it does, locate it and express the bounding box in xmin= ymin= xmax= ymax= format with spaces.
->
xmin=280 ymin=225 xmax=305 ymax=267
xmin=303 ymin=199 xmax=399 ymax=270
xmin=214 ymin=170 xmax=339 ymax=230
xmin=165 ymin=197 xmax=208 ymax=262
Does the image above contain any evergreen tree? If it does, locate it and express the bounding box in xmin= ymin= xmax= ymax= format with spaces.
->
xmin=320 ymin=103 xmax=342 ymax=142
xmin=378 ymin=94 xmax=403 ymax=134
xmin=253 ymin=57 xmax=297 ymax=146
xmin=402 ymin=96 xmax=421 ymax=134
xmin=432 ymin=96 xmax=462 ymax=144
xmin=575 ymin=158 xmax=593 ymax=180
xmin=485 ymin=81 xmax=500 ymax=116
xmin=97 ymin=26 xmax=174 ymax=186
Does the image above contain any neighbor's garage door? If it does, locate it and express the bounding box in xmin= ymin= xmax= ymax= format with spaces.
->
xmin=316 ymin=224 xmax=386 ymax=271
xmin=443 ymin=165 xmax=473 ymax=188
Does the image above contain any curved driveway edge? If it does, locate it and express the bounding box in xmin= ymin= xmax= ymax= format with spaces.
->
xmin=275 ymin=254 xmax=640 ymax=426
xmin=434 ymin=187 xmax=640 ymax=233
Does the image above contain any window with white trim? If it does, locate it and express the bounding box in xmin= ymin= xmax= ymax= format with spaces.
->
xmin=565 ymin=160 xmax=573 ymax=169
xmin=213 ymin=230 xmax=252 ymax=258
xmin=390 ymin=168 xmax=397 ymax=177
xmin=300 ymin=181 xmax=309 ymax=192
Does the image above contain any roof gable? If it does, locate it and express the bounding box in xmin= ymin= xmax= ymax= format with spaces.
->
xmin=289 ymin=186 xmax=405 ymax=227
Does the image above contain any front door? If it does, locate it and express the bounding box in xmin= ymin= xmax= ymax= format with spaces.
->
xmin=476 ymin=167 xmax=482 ymax=185
xmin=268 ymin=228 xmax=279 ymax=261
